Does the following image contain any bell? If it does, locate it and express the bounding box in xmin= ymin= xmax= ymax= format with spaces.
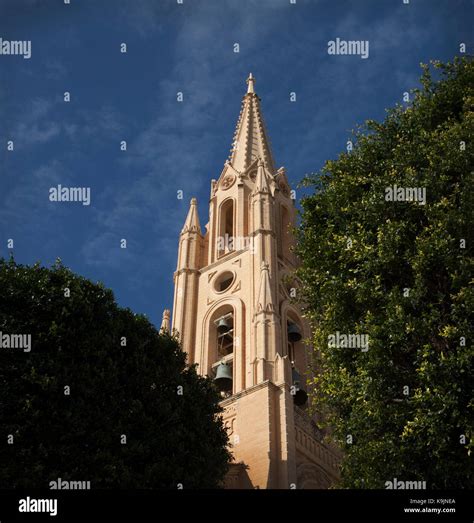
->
xmin=214 ymin=362 xmax=233 ymax=392
xmin=216 ymin=317 xmax=231 ymax=334
xmin=288 ymin=323 xmax=302 ymax=343
xmin=292 ymin=369 xmax=308 ymax=406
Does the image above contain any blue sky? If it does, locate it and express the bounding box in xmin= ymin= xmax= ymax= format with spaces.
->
xmin=0 ymin=0 xmax=471 ymax=327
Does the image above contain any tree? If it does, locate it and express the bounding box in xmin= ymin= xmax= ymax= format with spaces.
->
xmin=296 ymin=58 xmax=473 ymax=488
xmin=0 ymin=258 xmax=230 ymax=488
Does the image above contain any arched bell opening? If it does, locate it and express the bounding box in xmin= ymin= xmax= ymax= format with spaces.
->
xmin=209 ymin=304 xmax=235 ymax=397
xmin=286 ymin=312 xmax=308 ymax=407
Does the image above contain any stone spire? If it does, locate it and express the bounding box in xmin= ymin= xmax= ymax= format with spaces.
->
xmin=160 ymin=309 xmax=170 ymax=334
xmin=181 ymin=198 xmax=201 ymax=234
xmin=228 ymin=73 xmax=275 ymax=173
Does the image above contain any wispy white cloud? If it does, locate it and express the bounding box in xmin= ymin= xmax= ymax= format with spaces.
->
xmin=12 ymin=98 xmax=61 ymax=146
xmin=5 ymin=96 xmax=125 ymax=149
xmin=0 ymin=159 xmax=72 ymax=242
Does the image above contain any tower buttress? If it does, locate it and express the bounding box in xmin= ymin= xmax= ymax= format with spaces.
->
xmin=253 ymin=261 xmax=280 ymax=383
xmin=250 ymin=159 xmax=281 ymax=381
xmin=172 ymin=198 xmax=202 ymax=362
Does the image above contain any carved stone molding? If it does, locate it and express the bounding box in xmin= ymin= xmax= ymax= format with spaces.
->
xmin=221 ymin=173 xmax=236 ymax=190
xmin=222 ymin=404 xmax=237 ymax=437
xmin=294 ymin=407 xmax=339 ymax=475
xmin=296 ymin=462 xmax=332 ymax=489
xmin=223 ymin=417 xmax=236 ymax=436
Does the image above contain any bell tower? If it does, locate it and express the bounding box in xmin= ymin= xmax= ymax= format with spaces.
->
xmin=169 ymin=74 xmax=340 ymax=489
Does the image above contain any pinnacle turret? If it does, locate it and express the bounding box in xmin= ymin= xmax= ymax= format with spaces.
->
xmin=160 ymin=309 xmax=170 ymax=334
xmin=181 ymin=198 xmax=201 ymax=235
xmin=256 ymin=262 xmax=275 ymax=313
xmin=252 ymin=158 xmax=271 ymax=195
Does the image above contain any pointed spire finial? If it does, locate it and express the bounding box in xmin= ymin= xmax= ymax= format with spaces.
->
xmin=246 ymin=72 xmax=255 ymax=94
xmin=181 ymin=197 xmax=201 ymax=234
xmin=256 ymin=260 xmax=274 ymax=313
xmin=160 ymin=309 xmax=171 ymax=334
xmin=252 ymin=159 xmax=270 ymax=195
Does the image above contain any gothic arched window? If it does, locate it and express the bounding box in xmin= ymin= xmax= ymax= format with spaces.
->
xmin=218 ymin=199 xmax=235 ymax=257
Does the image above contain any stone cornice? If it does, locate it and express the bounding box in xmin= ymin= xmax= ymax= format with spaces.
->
xmin=249 ymin=229 xmax=276 ymax=238
xmin=219 ymin=379 xmax=273 ymax=407
xmin=200 ymin=249 xmax=245 ymax=274
xmin=173 ymin=268 xmax=200 ymax=277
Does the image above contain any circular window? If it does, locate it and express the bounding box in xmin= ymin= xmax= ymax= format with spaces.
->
xmin=214 ymin=271 xmax=235 ymax=293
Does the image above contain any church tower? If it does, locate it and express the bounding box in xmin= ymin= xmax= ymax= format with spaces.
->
xmin=170 ymin=74 xmax=340 ymax=489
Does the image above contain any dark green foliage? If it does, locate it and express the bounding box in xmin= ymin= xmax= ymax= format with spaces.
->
xmin=296 ymin=58 xmax=474 ymax=488
xmin=0 ymin=258 xmax=230 ymax=488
